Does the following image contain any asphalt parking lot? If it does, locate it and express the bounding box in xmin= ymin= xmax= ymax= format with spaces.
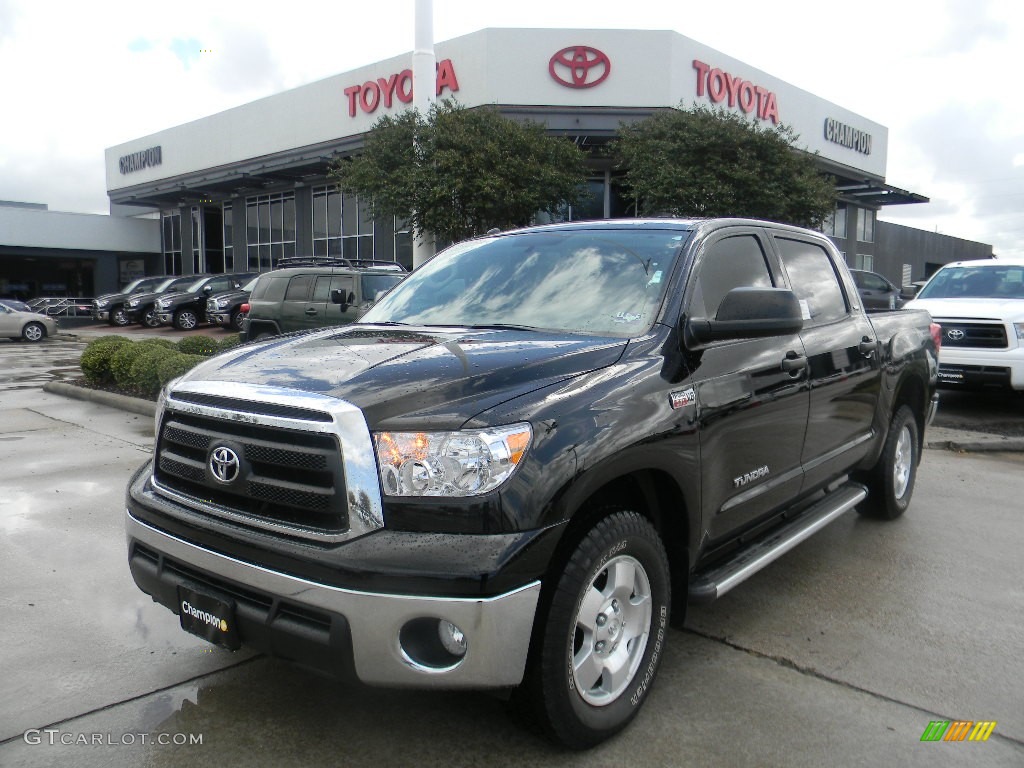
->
xmin=1 ymin=337 xmax=1022 ymax=767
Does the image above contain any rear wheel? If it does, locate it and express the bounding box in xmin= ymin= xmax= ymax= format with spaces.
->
xmin=22 ymin=322 xmax=46 ymax=342
xmin=174 ymin=309 xmax=198 ymax=330
xmin=517 ymin=510 xmax=670 ymax=749
xmin=856 ymin=405 xmax=919 ymax=520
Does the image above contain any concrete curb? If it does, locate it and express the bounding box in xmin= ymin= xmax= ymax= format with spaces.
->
xmin=926 ymin=438 xmax=1024 ymax=453
xmin=43 ymin=380 xmax=157 ymax=417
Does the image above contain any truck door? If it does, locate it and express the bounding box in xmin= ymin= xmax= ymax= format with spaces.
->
xmin=687 ymin=229 xmax=810 ymax=542
xmin=771 ymin=234 xmax=881 ymax=490
xmin=280 ymin=274 xmax=317 ymax=331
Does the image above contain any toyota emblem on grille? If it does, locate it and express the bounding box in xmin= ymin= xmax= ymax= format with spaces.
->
xmin=947 ymin=329 xmax=966 ymax=341
xmin=209 ymin=446 xmax=240 ymax=484
xmin=548 ymin=46 xmax=611 ymax=89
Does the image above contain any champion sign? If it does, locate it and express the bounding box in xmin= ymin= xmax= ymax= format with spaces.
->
xmin=118 ymin=146 xmax=162 ymax=175
xmin=824 ymin=118 xmax=872 ymax=155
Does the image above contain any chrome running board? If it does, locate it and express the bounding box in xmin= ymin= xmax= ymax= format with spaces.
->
xmin=688 ymin=482 xmax=868 ymax=603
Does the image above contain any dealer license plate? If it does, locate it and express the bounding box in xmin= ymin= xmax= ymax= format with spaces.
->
xmin=177 ymin=585 xmax=241 ymax=650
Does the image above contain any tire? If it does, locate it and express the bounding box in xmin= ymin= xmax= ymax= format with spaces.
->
xmin=518 ymin=510 xmax=670 ymax=749
xmin=230 ymin=310 xmax=245 ymax=332
xmin=174 ymin=309 xmax=198 ymax=330
xmin=140 ymin=307 xmax=160 ymax=328
xmin=856 ymin=405 xmax=919 ymax=520
xmin=22 ymin=322 xmax=46 ymax=343
xmin=109 ymin=307 xmax=130 ymax=326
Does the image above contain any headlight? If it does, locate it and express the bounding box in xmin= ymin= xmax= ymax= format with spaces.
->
xmin=1015 ymin=322 xmax=1024 ymax=340
xmin=216 ymin=298 xmax=230 ymax=309
xmin=95 ymin=299 xmax=109 ymax=308
xmin=374 ymin=424 xmax=532 ymax=497
xmin=128 ymin=298 xmax=140 ymax=307
xmin=157 ymin=299 xmax=169 ymax=308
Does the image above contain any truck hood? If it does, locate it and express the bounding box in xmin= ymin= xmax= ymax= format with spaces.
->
xmin=905 ymin=297 xmax=1024 ymax=321
xmin=176 ymin=325 xmax=628 ymax=428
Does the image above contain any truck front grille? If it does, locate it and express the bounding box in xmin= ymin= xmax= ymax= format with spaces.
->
xmin=154 ymin=411 xmax=347 ymax=535
xmin=936 ymin=320 xmax=1008 ymax=349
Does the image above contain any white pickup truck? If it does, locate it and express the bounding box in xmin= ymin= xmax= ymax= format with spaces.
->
xmin=905 ymin=256 xmax=1024 ymax=390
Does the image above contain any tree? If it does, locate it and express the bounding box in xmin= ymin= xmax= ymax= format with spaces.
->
xmin=612 ymin=106 xmax=837 ymax=229
xmin=330 ymin=101 xmax=588 ymax=244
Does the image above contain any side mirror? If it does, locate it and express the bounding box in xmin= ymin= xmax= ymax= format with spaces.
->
xmin=685 ymin=287 xmax=804 ymax=347
xmin=901 ymin=284 xmax=921 ymax=299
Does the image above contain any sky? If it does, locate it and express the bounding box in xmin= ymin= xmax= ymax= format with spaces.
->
xmin=0 ymin=0 xmax=1021 ymax=256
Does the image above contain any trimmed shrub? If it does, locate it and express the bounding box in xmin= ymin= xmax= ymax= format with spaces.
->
xmin=218 ymin=335 xmax=241 ymax=352
xmin=157 ymin=353 xmax=206 ymax=388
xmin=109 ymin=342 xmax=146 ymax=391
xmin=125 ymin=343 xmax=178 ymax=397
xmin=80 ymin=336 xmax=131 ymax=385
xmin=177 ymin=336 xmax=221 ymax=357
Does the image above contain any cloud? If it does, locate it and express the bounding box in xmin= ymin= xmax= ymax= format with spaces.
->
xmin=929 ymin=0 xmax=1008 ymax=54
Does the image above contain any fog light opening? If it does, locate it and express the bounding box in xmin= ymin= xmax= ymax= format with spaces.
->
xmin=399 ymin=617 xmax=469 ymax=671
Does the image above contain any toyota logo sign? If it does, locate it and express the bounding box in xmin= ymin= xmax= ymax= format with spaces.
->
xmin=209 ymin=446 xmax=240 ymax=484
xmin=548 ymin=46 xmax=611 ymax=89
xmin=946 ymin=329 xmax=966 ymax=341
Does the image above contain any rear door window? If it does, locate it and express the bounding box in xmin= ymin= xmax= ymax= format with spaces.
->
xmin=284 ymin=274 xmax=315 ymax=302
xmin=775 ymin=238 xmax=848 ymax=326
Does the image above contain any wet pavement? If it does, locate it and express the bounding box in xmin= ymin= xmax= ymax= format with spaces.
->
xmin=1 ymin=338 xmax=1022 ymax=767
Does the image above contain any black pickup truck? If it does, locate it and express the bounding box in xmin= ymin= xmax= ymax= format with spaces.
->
xmin=125 ymin=219 xmax=939 ymax=749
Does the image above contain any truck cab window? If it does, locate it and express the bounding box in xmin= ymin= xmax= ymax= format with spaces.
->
xmin=689 ymin=234 xmax=773 ymax=319
xmin=775 ymin=237 xmax=848 ymax=325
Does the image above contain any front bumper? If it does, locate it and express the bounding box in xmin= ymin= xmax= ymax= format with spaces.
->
xmin=94 ymin=310 xmax=109 ymax=321
xmin=937 ymin=347 xmax=1024 ymax=390
xmin=126 ymin=511 xmax=541 ymax=688
xmin=208 ymin=312 xmax=230 ymax=325
xmin=155 ymin=311 xmax=174 ymax=325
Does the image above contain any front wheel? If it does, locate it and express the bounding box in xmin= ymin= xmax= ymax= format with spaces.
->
xmin=22 ymin=322 xmax=46 ymax=342
xmin=109 ymin=306 xmax=130 ymax=326
xmin=856 ymin=405 xmax=919 ymax=520
xmin=174 ymin=309 xmax=198 ymax=330
xmin=518 ymin=510 xmax=670 ymax=749
xmin=230 ymin=309 xmax=245 ymax=331
xmin=140 ymin=307 xmax=160 ymax=328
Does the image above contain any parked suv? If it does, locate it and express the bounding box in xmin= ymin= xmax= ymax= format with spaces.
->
xmin=850 ymin=268 xmax=904 ymax=311
xmin=154 ymin=273 xmax=257 ymax=330
xmin=206 ymin=275 xmax=260 ymax=332
xmin=241 ymin=260 xmax=405 ymax=341
xmin=93 ymin=276 xmax=168 ymax=326
xmin=125 ymin=275 xmax=211 ymax=328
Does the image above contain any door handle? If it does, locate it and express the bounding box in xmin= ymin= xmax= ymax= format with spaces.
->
xmin=305 ymin=308 xmax=318 ymax=315
xmin=858 ymin=337 xmax=877 ymax=357
xmin=781 ymin=351 xmax=807 ymax=375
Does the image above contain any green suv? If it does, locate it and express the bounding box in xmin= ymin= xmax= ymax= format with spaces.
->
xmin=241 ymin=260 xmax=406 ymax=342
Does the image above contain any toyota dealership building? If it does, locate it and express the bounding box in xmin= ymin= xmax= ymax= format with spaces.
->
xmin=5 ymin=28 xmax=994 ymax=299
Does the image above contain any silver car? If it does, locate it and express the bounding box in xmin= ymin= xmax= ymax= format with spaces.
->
xmin=0 ymin=304 xmax=58 ymax=342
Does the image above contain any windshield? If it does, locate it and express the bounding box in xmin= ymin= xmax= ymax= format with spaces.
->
xmin=361 ymin=230 xmax=686 ymax=336
xmin=917 ymin=264 xmax=1024 ymax=299
xmin=186 ymin=277 xmax=209 ymax=292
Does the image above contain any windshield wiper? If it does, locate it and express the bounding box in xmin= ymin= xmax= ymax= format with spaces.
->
xmin=462 ymin=323 xmax=540 ymax=332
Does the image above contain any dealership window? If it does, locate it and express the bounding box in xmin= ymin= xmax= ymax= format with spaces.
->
xmin=246 ymin=192 xmax=295 ymax=271
xmin=223 ymin=203 xmax=234 ymax=272
xmin=312 ymin=184 xmax=407 ymax=265
xmin=855 ymin=253 xmax=874 ymax=271
xmin=191 ymin=207 xmax=204 ymax=273
xmin=161 ymin=211 xmax=182 ymax=275
xmin=823 ymin=205 xmax=847 ymax=239
xmin=857 ymin=208 xmax=874 ymax=243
